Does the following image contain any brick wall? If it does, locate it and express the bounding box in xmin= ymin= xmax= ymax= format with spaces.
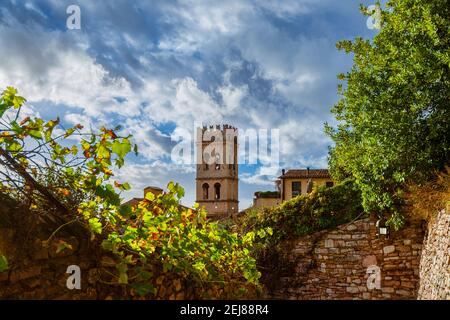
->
xmin=0 ymin=226 xmax=195 ymax=299
xmin=266 ymin=216 xmax=426 ymax=299
xmin=0 ymin=199 xmax=195 ymax=300
xmin=417 ymin=210 xmax=449 ymax=299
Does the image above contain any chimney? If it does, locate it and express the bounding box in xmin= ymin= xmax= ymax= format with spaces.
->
xmin=282 ymin=169 xmax=285 ymax=175
xmin=307 ymin=167 xmax=310 ymax=177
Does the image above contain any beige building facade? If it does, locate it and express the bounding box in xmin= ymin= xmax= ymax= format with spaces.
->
xmin=279 ymin=168 xmax=333 ymax=202
xmin=245 ymin=169 xmax=332 ymax=212
xmin=252 ymin=191 xmax=281 ymax=209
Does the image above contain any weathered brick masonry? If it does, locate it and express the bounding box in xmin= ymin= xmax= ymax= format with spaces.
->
xmin=0 ymin=199 xmax=193 ymax=300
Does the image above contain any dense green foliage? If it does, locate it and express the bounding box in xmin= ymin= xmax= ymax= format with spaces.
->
xmin=0 ymin=87 xmax=261 ymax=298
xmin=101 ymin=185 xmax=262 ymax=297
xmin=239 ymin=180 xmax=363 ymax=248
xmin=326 ymin=0 xmax=450 ymax=228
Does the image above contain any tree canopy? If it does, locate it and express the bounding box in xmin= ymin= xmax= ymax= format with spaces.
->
xmin=326 ymin=0 xmax=450 ymax=228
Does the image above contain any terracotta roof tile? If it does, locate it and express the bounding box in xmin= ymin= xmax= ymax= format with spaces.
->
xmin=279 ymin=169 xmax=330 ymax=179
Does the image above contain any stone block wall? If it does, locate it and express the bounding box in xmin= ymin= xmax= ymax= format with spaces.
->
xmin=267 ymin=216 xmax=426 ymax=299
xmin=1 ymin=195 xmax=448 ymax=300
xmin=417 ymin=210 xmax=449 ymax=299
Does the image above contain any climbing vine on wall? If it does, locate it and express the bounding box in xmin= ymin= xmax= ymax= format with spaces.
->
xmin=239 ymin=180 xmax=363 ymax=249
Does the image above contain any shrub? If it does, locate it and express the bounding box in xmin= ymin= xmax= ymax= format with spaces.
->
xmin=403 ymin=167 xmax=450 ymax=221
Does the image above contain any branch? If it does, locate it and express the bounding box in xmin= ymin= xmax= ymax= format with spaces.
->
xmin=0 ymin=147 xmax=70 ymax=220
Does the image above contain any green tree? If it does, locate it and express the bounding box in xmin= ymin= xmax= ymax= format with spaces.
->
xmin=326 ymin=0 xmax=450 ymax=228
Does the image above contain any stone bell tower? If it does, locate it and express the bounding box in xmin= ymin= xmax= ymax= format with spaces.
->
xmin=196 ymin=124 xmax=238 ymax=218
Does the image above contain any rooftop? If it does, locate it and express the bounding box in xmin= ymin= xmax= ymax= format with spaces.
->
xmin=279 ymin=168 xmax=330 ymax=179
xmin=254 ymin=191 xmax=280 ymax=198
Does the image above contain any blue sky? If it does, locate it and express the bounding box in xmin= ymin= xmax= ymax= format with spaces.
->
xmin=0 ymin=0 xmax=378 ymax=209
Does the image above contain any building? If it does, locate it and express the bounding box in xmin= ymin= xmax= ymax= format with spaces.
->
xmin=122 ymin=186 xmax=193 ymax=212
xmin=252 ymin=191 xmax=281 ymax=209
xmin=278 ymin=168 xmax=333 ymax=202
xmin=246 ymin=168 xmax=333 ymax=212
xmin=195 ymin=124 xmax=239 ymax=218
xmin=122 ymin=186 xmax=164 ymax=207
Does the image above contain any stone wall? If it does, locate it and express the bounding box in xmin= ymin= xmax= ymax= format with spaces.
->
xmin=267 ymin=216 xmax=426 ymax=300
xmin=417 ymin=210 xmax=449 ymax=299
xmin=1 ymin=194 xmax=447 ymax=300
xmin=253 ymin=197 xmax=281 ymax=209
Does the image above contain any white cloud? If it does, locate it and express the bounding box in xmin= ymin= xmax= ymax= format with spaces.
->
xmin=2 ymin=101 xmax=40 ymax=122
xmin=240 ymin=164 xmax=280 ymax=186
xmin=217 ymin=83 xmax=248 ymax=113
xmin=123 ymin=118 xmax=173 ymax=161
xmin=159 ymin=0 xmax=252 ymax=53
xmin=140 ymin=77 xmax=224 ymax=129
xmin=0 ymin=18 xmax=141 ymax=118
xmin=115 ymin=161 xmax=196 ymax=205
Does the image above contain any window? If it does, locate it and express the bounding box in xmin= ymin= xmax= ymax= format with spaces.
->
xmin=204 ymin=164 xmax=209 ymax=170
xmin=214 ymin=183 xmax=221 ymax=199
xmin=202 ymin=183 xmax=209 ymax=200
xmin=326 ymin=181 xmax=334 ymax=188
xmin=292 ymin=181 xmax=301 ymax=197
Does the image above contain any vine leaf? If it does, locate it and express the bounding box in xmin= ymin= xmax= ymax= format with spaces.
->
xmin=0 ymin=254 xmax=8 ymax=272
xmin=55 ymin=240 xmax=73 ymax=254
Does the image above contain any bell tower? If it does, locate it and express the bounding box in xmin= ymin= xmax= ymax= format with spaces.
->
xmin=195 ymin=124 xmax=238 ymax=218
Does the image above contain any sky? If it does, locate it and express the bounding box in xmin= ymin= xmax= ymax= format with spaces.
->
xmin=0 ymin=0 xmax=378 ymax=209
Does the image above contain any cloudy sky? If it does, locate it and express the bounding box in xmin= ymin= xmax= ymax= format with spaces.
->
xmin=0 ymin=0 xmax=378 ymax=209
